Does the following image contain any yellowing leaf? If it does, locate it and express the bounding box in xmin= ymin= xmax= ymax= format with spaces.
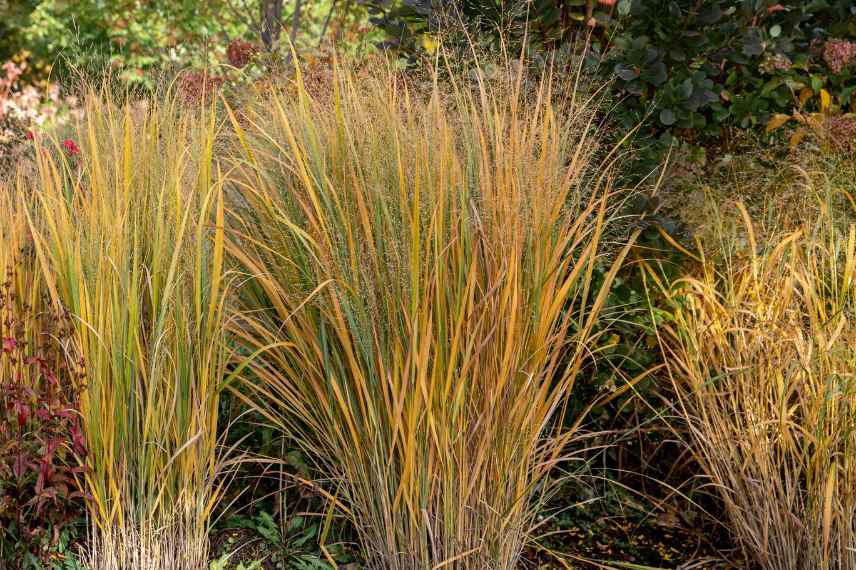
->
xmin=421 ymin=34 xmax=438 ymax=54
xmin=820 ymin=89 xmax=831 ymax=113
xmin=799 ymin=87 xmax=813 ymax=107
xmin=789 ymin=127 xmax=807 ymax=148
xmin=766 ymin=113 xmax=791 ymax=133
xmin=822 ymin=468 xmax=836 ymax=563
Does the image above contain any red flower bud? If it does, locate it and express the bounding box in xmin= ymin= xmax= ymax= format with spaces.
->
xmin=62 ymin=138 xmax=81 ymax=155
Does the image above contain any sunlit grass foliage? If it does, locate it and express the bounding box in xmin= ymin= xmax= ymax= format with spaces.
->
xmin=26 ymin=90 xmax=231 ymax=568
xmin=659 ymin=180 xmax=856 ymax=570
xmin=225 ymin=58 xmax=636 ymax=568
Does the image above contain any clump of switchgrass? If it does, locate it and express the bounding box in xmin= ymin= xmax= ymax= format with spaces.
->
xmin=26 ymin=87 xmax=230 ymax=568
xmin=658 ymin=180 xmax=856 ymax=569
xmin=227 ymin=55 xmax=634 ymax=568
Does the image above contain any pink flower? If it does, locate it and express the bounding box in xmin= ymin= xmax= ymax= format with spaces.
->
xmin=825 ymin=115 xmax=856 ymax=152
xmin=2 ymin=337 xmax=17 ymax=353
xmin=26 ymin=131 xmax=34 ymax=140
xmin=599 ymin=0 xmax=617 ymax=5
xmin=824 ymin=40 xmax=856 ymax=74
xmin=62 ymin=138 xmax=81 ymax=155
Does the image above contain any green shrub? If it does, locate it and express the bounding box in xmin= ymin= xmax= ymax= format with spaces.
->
xmin=605 ymin=1 xmax=855 ymax=141
xmin=17 ymin=0 xmax=250 ymax=85
xmin=363 ymin=1 xmax=856 ymax=169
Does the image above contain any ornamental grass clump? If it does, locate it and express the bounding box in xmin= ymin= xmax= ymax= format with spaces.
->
xmin=226 ymin=58 xmax=634 ymax=568
xmin=659 ymin=186 xmax=856 ymax=570
xmin=26 ymin=88 xmax=231 ymax=569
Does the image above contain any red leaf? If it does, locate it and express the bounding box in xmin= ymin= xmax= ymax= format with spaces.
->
xmin=70 ymin=421 xmax=87 ymax=456
xmin=15 ymin=401 xmax=29 ymax=428
xmin=12 ymin=453 xmax=28 ymax=478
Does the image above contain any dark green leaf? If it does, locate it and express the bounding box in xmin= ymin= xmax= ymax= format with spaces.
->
xmin=697 ymin=3 xmax=722 ymax=24
xmin=614 ymin=62 xmax=639 ymax=81
xmin=641 ymin=61 xmax=668 ymax=85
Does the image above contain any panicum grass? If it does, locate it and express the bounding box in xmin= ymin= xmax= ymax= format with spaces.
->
xmin=658 ymin=178 xmax=856 ymax=570
xmin=226 ymin=57 xmax=636 ymax=569
xmin=26 ymin=87 xmax=231 ymax=569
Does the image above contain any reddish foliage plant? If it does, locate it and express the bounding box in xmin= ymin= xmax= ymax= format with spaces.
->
xmin=0 ymin=273 xmax=88 ymax=566
xmin=178 ymin=70 xmax=224 ymax=105
xmin=226 ymin=39 xmax=257 ymax=68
